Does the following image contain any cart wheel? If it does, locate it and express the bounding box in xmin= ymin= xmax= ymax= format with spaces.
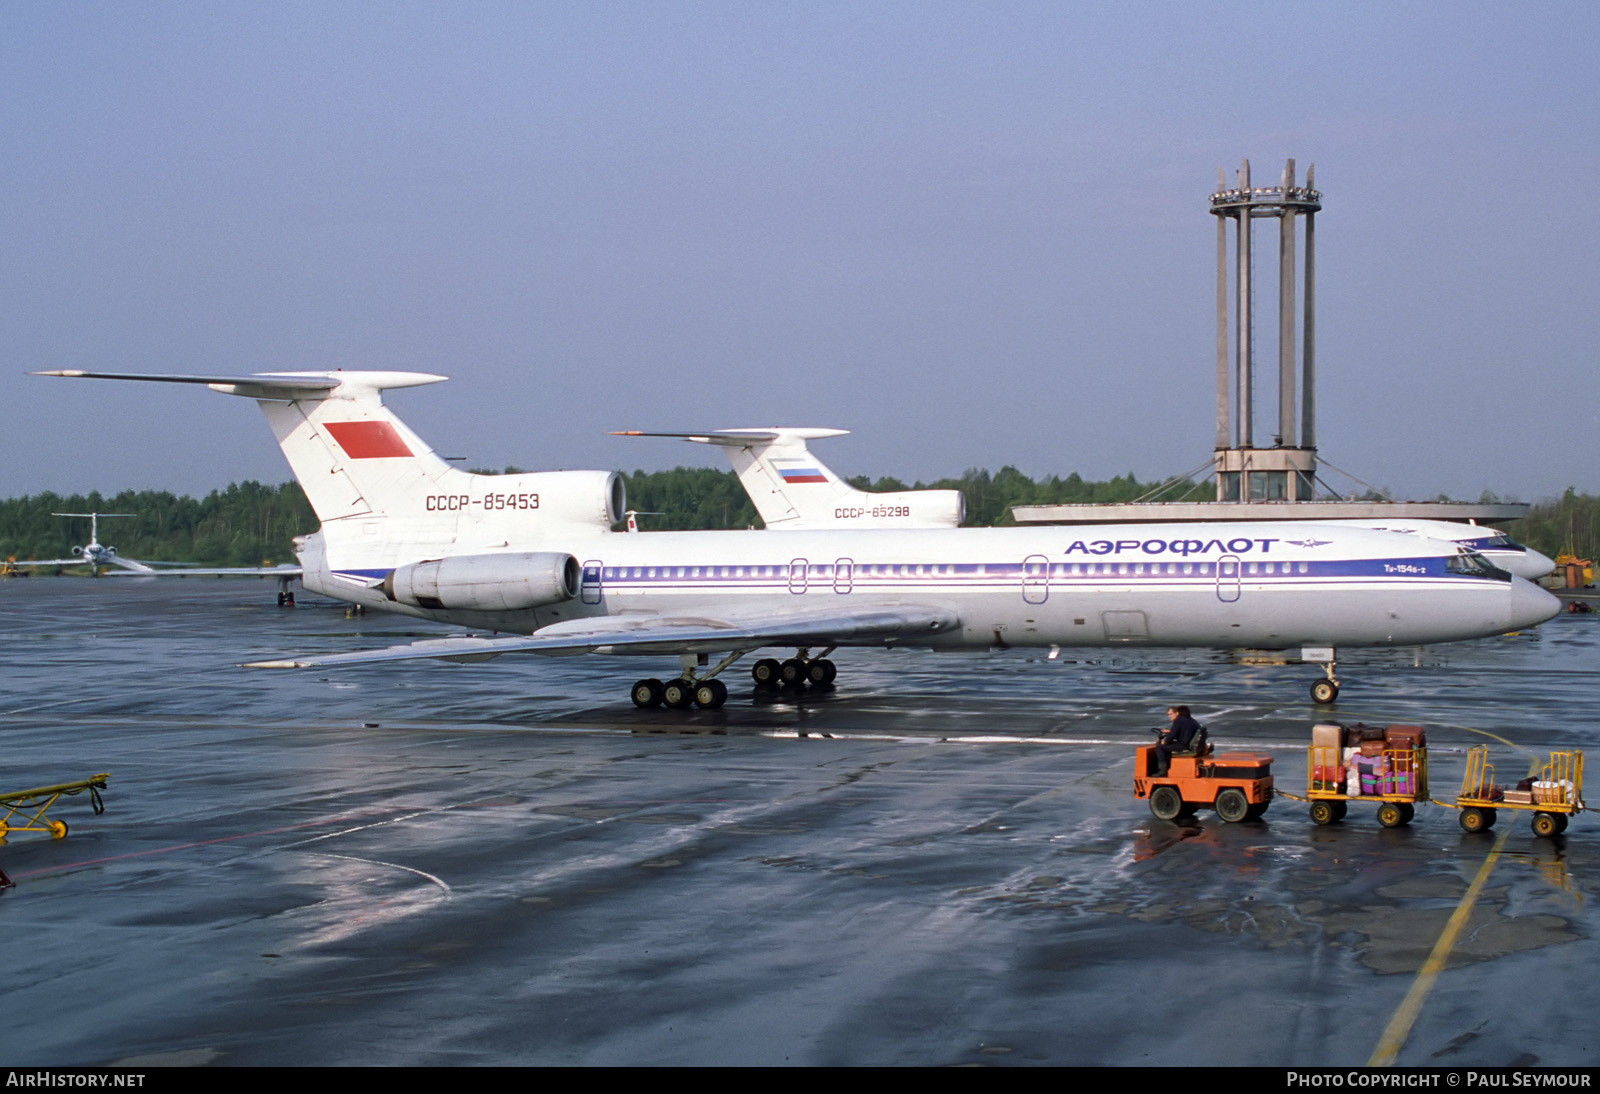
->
xmin=1329 ymin=800 xmax=1348 ymax=823
xmin=1555 ymin=813 xmax=1569 ymax=834
xmin=1309 ymin=800 xmax=1339 ymax=826
xmin=49 ymin=820 xmax=67 ymax=839
xmin=1149 ymin=786 xmax=1184 ymax=822
xmin=1310 ymin=679 xmax=1339 ymax=704
xmin=1398 ymin=803 xmax=1416 ymax=825
xmin=1214 ymin=788 xmax=1250 ymax=823
xmin=1377 ymin=802 xmax=1408 ymax=828
xmin=1533 ymin=812 xmax=1562 ymax=838
xmin=1482 ymin=808 xmax=1498 ymax=829
xmin=1244 ymin=802 xmax=1270 ymax=821
xmin=1459 ymin=807 xmax=1489 ymax=833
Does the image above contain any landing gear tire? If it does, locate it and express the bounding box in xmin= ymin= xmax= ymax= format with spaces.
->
xmin=751 ymin=659 xmax=782 ymax=686
xmin=1377 ymin=801 xmax=1409 ymax=828
xmin=1149 ymin=786 xmax=1184 ymax=821
xmin=1310 ymin=679 xmax=1339 ymax=704
xmin=693 ymin=679 xmax=728 ymax=710
xmin=662 ymin=678 xmax=696 ymax=709
xmin=1214 ymin=788 xmax=1251 ymax=823
xmin=631 ymin=678 xmax=665 ymax=708
xmin=779 ymin=659 xmax=806 ymax=686
xmin=806 ymin=659 xmax=837 ymax=685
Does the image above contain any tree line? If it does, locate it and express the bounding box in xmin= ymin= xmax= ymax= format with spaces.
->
xmin=3 ymin=471 xmax=1595 ymax=567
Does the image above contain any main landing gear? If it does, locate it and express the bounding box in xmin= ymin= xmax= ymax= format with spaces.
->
xmin=631 ymin=650 xmax=749 ymax=711
xmin=751 ymin=648 xmax=837 ymax=688
xmin=630 ymin=648 xmax=840 ymax=711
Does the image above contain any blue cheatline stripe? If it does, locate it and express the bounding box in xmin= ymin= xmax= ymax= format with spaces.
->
xmin=333 ymin=556 xmax=1494 ymax=589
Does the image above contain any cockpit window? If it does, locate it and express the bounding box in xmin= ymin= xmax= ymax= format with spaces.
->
xmin=1447 ymin=550 xmax=1512 ymax=580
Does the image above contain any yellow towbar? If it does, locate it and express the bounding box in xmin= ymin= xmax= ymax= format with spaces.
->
xmin=0 ymin=774 xmax=109 ymax=838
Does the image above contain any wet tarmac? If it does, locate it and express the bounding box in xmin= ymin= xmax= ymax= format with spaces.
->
xmin=1 ymin=578 xmax=1597 ymax=1066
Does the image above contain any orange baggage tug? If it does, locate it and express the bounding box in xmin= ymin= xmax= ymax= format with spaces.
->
xmin=1133 ymin=734 xmax=1274 ymax=823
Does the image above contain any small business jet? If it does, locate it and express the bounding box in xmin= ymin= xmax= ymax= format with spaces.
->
xmin=12 ymin=512 xmax=187 ymax=575
xmin=9 ymin=510 xmax=302 ymax=601
xmin=36 ymin=370 xmax=1560 ymax=707
xmin=640 ymin=428 xmax=1557 ymax=579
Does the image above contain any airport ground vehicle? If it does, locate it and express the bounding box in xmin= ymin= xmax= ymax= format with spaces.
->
xmin=0 ymin=773 xmax=108 ymax=838
xmin=1142 ymin=723 xmax=1585 ymax=840
xmin=1304 ymin=723 xmax=1429 ymax=828
xmin=1449 ymin=746 xmax=1584 ymax=837
xmin=1133 ymin=734 xmax=1274 ymax=822
xmin=1296 ymin=727 xmax=1584 ymax=838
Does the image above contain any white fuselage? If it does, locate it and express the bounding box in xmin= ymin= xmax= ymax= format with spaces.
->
xmin=297 ymin=520 xmax=1555 ymax=655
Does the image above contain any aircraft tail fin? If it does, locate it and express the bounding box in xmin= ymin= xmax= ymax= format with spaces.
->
xmin=613 ymin=428 xmax=964 ymax=529
xmin=35 ymin=371 xmax=624 ymax=538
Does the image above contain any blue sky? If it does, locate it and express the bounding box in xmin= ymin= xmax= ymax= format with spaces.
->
xmin=4 ymin=2 xmax=1595 ymax=502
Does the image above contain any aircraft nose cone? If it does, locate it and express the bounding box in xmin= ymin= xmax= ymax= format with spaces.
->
xmin=1519 ymin=548 xmax=1558 ymax=580
xmin=1510 ymin=577 xmax=1561 ymax=629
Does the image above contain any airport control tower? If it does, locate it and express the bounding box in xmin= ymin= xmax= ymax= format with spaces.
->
xmin=1210 ymin=158 xmax=1320 ymax=502
xmin=1011 ymin=158 xmax=1528 ymax=529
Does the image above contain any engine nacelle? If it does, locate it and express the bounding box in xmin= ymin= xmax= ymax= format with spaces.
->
xmin=457 ymin=470 xmax=624 ymax=531
xmin=383 ymin=552 xmax=581 ymax=613
xmin=70 ymin=545 xmax=84 ymax=557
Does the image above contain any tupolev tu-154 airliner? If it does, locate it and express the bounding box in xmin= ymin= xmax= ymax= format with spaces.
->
xmin=617 ymin=427 xmax=1558 ymax=579
xmin=36 ymin=369 xmax=1560 ymax=708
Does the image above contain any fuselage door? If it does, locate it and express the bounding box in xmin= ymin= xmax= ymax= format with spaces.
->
xmin=833 ymin=557 xmax=854 ymax=594
xmin=581 ymin=559 xmax=603 ymax=604
xmin=789 ymin=557 xmax=809 ymax=595
xmin=1023 ymin=554 xmax=1050 ymax=605
xmin=1216 ymin=554 xmax=1241 ymax=603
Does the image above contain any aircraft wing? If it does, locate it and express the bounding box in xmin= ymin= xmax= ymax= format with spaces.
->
xmin=243 ymin=603 xmax=959 ymax=669
xmin=108 ymin=564 xmax=302 ymax=578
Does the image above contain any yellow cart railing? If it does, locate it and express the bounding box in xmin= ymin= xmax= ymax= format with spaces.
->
xmin=1447 ymin=747 xmax=1584 ymax=837
xmin=0 ymin=774 xmax=109 ymax=838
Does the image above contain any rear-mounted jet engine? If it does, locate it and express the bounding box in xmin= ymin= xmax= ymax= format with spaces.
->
xmin=383 ymin=552 xmax=581 ymax=612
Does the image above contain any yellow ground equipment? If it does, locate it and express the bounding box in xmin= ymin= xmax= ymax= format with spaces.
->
xmin=0 ymin=774 xmax=109 ymax=838
xmin=1304 ymin=723 xmax=1429 ymax=828
xmin=1451 ymin=747 xmax=1584 ymax=837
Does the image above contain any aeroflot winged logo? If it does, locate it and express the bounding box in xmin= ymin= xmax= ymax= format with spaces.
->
xmin=324 ymin=421 xmax=414 ymax=459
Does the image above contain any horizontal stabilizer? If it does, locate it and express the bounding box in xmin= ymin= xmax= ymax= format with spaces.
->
xmin=34 ymin=370 xmax=446 ymax=402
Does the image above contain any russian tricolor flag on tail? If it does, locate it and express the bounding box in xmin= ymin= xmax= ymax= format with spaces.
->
xmin=774 ymin=459 xmax=828 ymax=484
